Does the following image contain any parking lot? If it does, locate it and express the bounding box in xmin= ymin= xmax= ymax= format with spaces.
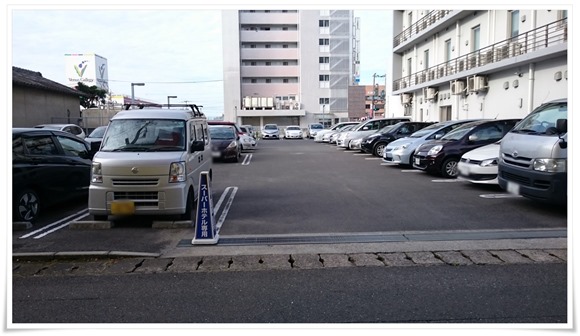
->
xmin=12 ymin=138 xmax=567 ymax=256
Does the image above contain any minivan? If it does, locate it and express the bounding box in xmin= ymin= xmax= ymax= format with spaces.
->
xmin=498 ymin=99 xmax=567 ymax=205
xmin=88 ymin=104 xmax=212 ymax=221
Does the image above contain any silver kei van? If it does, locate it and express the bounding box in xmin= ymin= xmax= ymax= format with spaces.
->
xmin=88 ymin=104 xmax=212 ymax=221
xmin=498 ymin=99 xmax=567 ymax=205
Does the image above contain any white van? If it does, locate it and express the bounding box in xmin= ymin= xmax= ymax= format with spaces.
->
xmin=498 ymin=99 xmax=567 ymax=205
xmin=88 ymin=104 xmax=212 ymax=220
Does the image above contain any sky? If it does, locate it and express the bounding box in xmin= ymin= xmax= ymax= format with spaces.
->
xmin=7 ymin=5 xmax=392 ymax=119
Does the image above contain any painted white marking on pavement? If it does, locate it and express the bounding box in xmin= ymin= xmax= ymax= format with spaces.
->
xmin=401 ymin=169 xmax=422 ymax=172
xmin=216 ymin=186 xmax=238 ymax=232
xmin=480 ymin=194 xmax=524 ymax=199
xmin=213 ymin=186 xmax=234 ymax=216
xmin=33 ymin=211 xmax=91 ymax=239
xmin=19 ymin=209 xmax=89 ymax=239
xmin=365 ymin=157 xmax=381 ymax=160
xmin=354 ymin=153 xmax=371 ymax=156
xmin=432 ymin=179 xmax=463 ymax=182
xmin=241 ymin=154 xmax=252 ymax=165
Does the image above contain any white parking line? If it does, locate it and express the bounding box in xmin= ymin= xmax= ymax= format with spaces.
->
xmin=480 ymin=194 xmax=523 ymax=199
xmin=432 ymin=179 xmax=463 ymax=182
xmin=365 ymin=157 xmax=381 ymax=160
xmin=401 ymin=169 xmax=422 ymax=172
xmin=19 ymin=209 xmax=89 ymax=239
xmin=354 ymin=153 xmax=371 ymax=156
xmin=216 ymin=186 xmax=238 ymax=233
xmin=241 ymin=153 xmax=252 ymax=165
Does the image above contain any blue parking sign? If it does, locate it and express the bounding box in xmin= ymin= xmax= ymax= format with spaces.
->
xmin=192 ymin=171 xmax=219 ymax=245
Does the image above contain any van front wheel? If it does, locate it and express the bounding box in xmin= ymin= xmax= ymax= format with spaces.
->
xmin=180 ymin=190 xmax=194 ymax=221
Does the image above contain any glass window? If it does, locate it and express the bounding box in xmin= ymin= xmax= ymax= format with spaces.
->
xmin=424 ymin=49 xmax=429 ymax=69
xmin=510 ymin=10 xmax=520 ymax=37
xmin=472 ymin=25 xmax=480 ymax=51
xmin=12 ymin=136 xmax=24 ymax=155
xmin=445 ymin=40 xmax=452 ymax=62
xmin=23 ymin=135 xmax=58 ymax=155
xmin=57 ymin=135 xmax=89 ymax=158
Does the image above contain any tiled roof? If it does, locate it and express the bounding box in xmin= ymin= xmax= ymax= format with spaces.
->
xmin=12 ymin=66 xmax=90 ymax=97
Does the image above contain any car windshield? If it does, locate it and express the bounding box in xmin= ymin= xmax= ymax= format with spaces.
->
xmin=287 ymin=126 xmax=301 ymax=131
xmin=378 ymin=125 xmax=396 ymax=133
xmin=88 ymin=126 xmax=107 ymax=138
xmin=408 ymin=122 xmax=450 ymax=138
xmin=440 ymin=124 xmax=478 ymax=141
xmin=264 ymin=125 xmax=277 ymax=130
xmin=209 ymin=126 xmax=236 ymax=140
xmin=510 ymin=102 xmax=567 ymax=135
xmin=310 ymin=124 xmax=323 ymax=130
xmin=100 ymin=119 xmax=186 ymax=152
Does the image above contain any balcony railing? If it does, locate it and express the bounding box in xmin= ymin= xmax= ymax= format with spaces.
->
xmin=394 ymin=10 xmax=452 ymax=48
xmin=393 ymin=18 xmax=567 ymax=91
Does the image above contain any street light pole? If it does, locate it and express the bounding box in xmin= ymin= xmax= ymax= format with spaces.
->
xmin=371 ymin=73 xmax=386 ymax=118
xmin=322 ymin=104 xmax=326 ymax=127
xmin=131 ymin=83 xmax=145 ymax=105
xmin=167 ymin=95 xmax=177 ymax=109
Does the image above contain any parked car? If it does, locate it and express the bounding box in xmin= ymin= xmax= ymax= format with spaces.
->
xmin=240 ymin=132 xmax=257 ymax=150
xmin=314 ymin=122 xmax=359 ymax=142
xmin=319 ymin=122 xmax=360 ymax=142
xmin=88 ymin=104 xmax=212 ymax=221
xmin=240 ymin=125 xmax=257 ymax=139
xmin=262 ymin=124 xmax=280 ymax=139
xmin=413 ymin=119 xmax=520 ymax=178
xmin=360 ymin=121 xmax=435 ymax=156
xmin=84 ymin=125 xmax=107 ymax=145
xmin=333 ymin=124 xmax=357 ymax=145
xmin=209 ymin=125 xmax=242 ymax=162
xmin=13 ymin=128 xmax=97 ymax=222
xmin=337 ymin=117 xmax=411 ymax=149
xmin=498 ymin=99 xmax=567 ymax=205
xmin=457 ymin=141 xmax=501 ymax=185
xmin=306 ymin=123 xmax=324 ymax=139
xmin=383 ymin=119 xmax=477 ymax=166
xmin=34 ymin=123 xmax=86 ymax=139
xmin=349 ymin=125 xmax=394 ymax=151
xmin=284 ymin=125 xmax=304 ymax=139
xmin=208 ymin=121 xmax=244 ymax=136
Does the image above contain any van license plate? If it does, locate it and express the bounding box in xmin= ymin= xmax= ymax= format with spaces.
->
xmin=111 ymin=201 xmax=135 ymax=215
xmin=506 ymin=181 xmax=520 ymax=195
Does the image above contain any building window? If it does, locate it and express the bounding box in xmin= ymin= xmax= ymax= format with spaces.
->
xmin=319 ymin=98 xmax=330 ymax=104
xmin=319 ymin=75 xmax=329 ymax=81
xmin=319 ymin=20 xmax=329 ymax=27
xmin=319 ymin=39 xmax=329 ymax=46
xmin=250 ymin=44 xmax=256 ymax=48
xmin=265 ymin=62 xmax=271 ymax=66
xmin=266 ymin=79 xmax=271 ymax=83
xmin=445 ymin=39 xmax=452 ymax=62
xmin=283 ymin=79 xmax=289 ymax=83
xmin=319 ymin=57 xmax=329 ymax=63
xmin=283 ymin=61 xmax=289 ymax=66
xmin=250 ymin=62 xmax=257 ymax=66
xmin=260 ymin=27 xmax=271 ymax=31
xmin=509 ymin=10 xmax=519 ymax=38
xmin=251 ymin=79 xmax=257 ymax=83
xmin=320 ymin=10 xmax=329 ymax=16
xmin=424 ymin=49 xmax=429 ymax=69
xmin=283 ymin=44 xmax=288 ymax=48
xmin=408 ymin=11 xmax=413 ymax=26
xmin=283 ymin=27 xmax=288 ymax=31
xmin=472 ymin=25 xmax=480 ymax=51
xmin=265 ymin=44 xmax=271 ymax=48
xmin=407 ymin=58 xmax=412 ymax=76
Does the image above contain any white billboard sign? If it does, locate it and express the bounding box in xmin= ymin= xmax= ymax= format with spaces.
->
xmin=64 ymin=53 xmax=109 ymax=91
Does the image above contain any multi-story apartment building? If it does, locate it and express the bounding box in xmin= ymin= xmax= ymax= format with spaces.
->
xmin=391 ymin=10 xmax=568 ymax=122
xmin=222 ymin=10 xmax=359 ymax=128
xmin=348 ymin=84 xmax=386 ymax=120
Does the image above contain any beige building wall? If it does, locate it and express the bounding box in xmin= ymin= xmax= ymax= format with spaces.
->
xmin=12 ymin=86 xmax=82 ymax=127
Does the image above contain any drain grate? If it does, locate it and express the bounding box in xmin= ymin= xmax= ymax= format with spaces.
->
xmin=177 ymin=229 xmax=567 ymax=247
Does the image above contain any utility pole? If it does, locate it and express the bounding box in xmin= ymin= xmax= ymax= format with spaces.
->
xmin=372 ymin=73 xmax=386 ymax=119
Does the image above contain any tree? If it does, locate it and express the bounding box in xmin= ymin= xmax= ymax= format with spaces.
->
xmin=75 ymin=82 xmax=108 ymax=109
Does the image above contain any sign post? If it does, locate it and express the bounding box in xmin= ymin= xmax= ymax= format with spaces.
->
xmin=192 ymin=171 xmax=219 ymax=245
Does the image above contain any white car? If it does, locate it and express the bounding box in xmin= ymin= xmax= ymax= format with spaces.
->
xmin=314 ymin=122 xmax=360 ymax=142
xmin=284 ymin=125 xmax=303 ymax=139
xmin=261 ymin=124 xmax=280 ymax=139
xmin=240 ymin=133 xmax=257 ymax=150
xmin=34 ymin=123 xmax=86 ymax=139
xmin=457 ymin=141 xmax=501 ymax=184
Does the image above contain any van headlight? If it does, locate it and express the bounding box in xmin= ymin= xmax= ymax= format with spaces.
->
xmin=169 ymin=161 xmax=186 ymax=183
xmin=533 ymin=158 xmax=566 ymax=173
xmin=91 ymin=162 xmax=102 ymax=183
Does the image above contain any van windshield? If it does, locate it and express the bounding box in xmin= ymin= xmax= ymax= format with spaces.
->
xmin=511 ymin=102 xmax=567 ymax=135
xmin=100 ymin=119 xmax=186 ymax=152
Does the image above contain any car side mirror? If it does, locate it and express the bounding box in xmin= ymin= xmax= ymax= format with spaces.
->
xmin=468 ymin=134 xmax=478 ymax=142
xmin=434 ymin=134 xmax=442 ymax=140
xmin=191 ymin=140 xmax=205 ymax=153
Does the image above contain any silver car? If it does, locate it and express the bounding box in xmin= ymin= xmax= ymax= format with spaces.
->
xmin=261 ymin=124 xmax=280 ymax=139
xmin=383 ymin=119 xmax=477 ymax=166
xmin=315 ymin=122 xmax=360 ymax=142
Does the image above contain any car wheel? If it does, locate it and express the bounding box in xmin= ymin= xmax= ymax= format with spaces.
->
xmin=179 ymin=189 xmax=194 ymax=221
xmin=373 ymin=142 xmax=387 ymax=157
xmin=441 ymin=157 xmax=459 ymax=178
xmin=14 ymin=188 xmax=40 ymax=222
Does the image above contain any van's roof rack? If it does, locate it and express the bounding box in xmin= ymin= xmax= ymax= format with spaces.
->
xmin=122 ymin=104 xmax=205 ymax=117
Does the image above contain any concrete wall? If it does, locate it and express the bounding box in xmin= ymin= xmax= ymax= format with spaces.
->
xmin=12 ymin=86 xmax=82 ymax=127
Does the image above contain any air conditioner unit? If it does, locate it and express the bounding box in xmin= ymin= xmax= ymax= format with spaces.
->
xmin=473 ymin=76 xmax=488 ymax=91
xmin=496 ymin=45 xmax=509 ymax=61
xmin=451 ymin=80 xmax=465 ymax=95
xmin=425 ymin=87 xmax=437 ymax=100
xmin=510 ymin=42 xmax=523 ymax=57
xmin=400 ymin=93 xmax=412 ymax=105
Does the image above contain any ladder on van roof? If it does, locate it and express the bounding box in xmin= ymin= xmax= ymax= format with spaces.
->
xmin=123 ymin=104 xmax=205 ymax=117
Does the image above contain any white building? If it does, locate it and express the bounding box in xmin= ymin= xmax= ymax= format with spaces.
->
xmin=391 ymin=10 xmax=568 ymax=122
xmin=222 ymin=10 xmax=359 ymax=128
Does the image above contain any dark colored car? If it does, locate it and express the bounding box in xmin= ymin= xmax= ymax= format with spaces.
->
xmin=12 ymin=128 xmax=97 ymax=222
xmin=208 ymin=120 xmax=244 ymax=136
xmin=84 ymin=125 xmax=107 ymax=146
xmin=360 ymin=121 xmax=436 ymax=157
xmin=209 ymin=125 xmax=242 ymax=163
xmin=412 ymin=119 xmax=521 ymax=178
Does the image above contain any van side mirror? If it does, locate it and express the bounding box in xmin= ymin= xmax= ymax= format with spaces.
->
xmin=191 ymin=140 xmax=205 ymax=152
xmin=556 ymin=119 xmax=567 ymax=134
xmin=90 ymin=141 xmax=101 ymax=153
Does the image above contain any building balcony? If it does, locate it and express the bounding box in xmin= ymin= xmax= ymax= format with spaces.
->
xmin=240 ymin=30 xmax=299 ymax=43
xmin=241 ymin=48 xmax=299 ymax=60
xmin=393 ymin=18 xmax=568 ymax=94
xmin=239 ymin=12 xmax=298 ymax=25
